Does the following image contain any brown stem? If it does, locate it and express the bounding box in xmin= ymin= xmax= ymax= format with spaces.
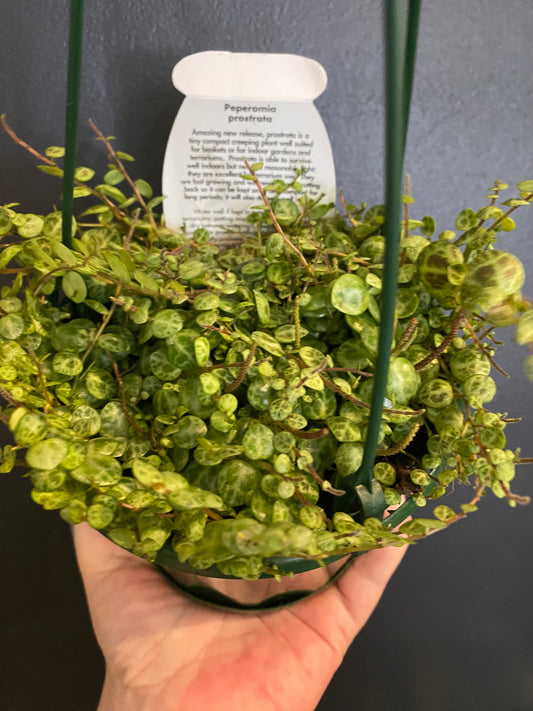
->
xmin=283 ymin=426 xmax=329 ymax=440
xmin=89 ymin=120 xmax=159 ymax=234
xmin=81 ymin=286 xmax=120 ymax=365
xmin=339 ymin=189 xmax=359 ymax=228
xmin=325 ymin=251 xmax=370 ymax=265
xmin=490 ymin=191 xmax=533 ymax=230
xmin=0 ymin=386 xmax=24 ymax=408
xmin=81 ymin=182 xmax=129 ymax=224
xmin=321 ymin=376 xmax=424 ymax=417
xmin=295 ymin=356 xmax=328 ymax=389
xmin=1 ymin=114 xmax=55 ymax=165
xmin=243 ymin=158 xmax=311 ymax=274
xmin=91 ymin=271 xmax=183 ymax=304
xmin=463 ymin=316 xmax=510 ymax=377
xmin=33 ymin=252 xmax=95 ymax=297
xmin=107 ymin=350 xmax=150 ymax=439
xmin=0 ymin=267 xmax=34 ymax=275
xmin=478 ymin=181 xmax=500 ymax=228
xmin=499 ymin=481 xmax=531 ymax=505
xmin=203 ymin=508 xmax=224 ymax=521
xmin=225 ymin=343 xmax=257 ymax=393
xmin=376 ymin=423 xmax=421 ymax=456
xmin=27 ymin=348 xmax=54 ymax=413
xmin=1 ymin=115 xmax=127 ymax=226
xmin=304 ymin=462 xmax=345 ymax=497
xmin=294 ymin=295 xmax=301 ymax=350
xmin=391 ymin=317 xmax=418 ymax=356
xmin=414 ymin=309 xmax=465 ymax=371
xmin=325 ymin=366 xmax=374 ymax=377
xmin=124 ymin=210 xmax=140 ymax=254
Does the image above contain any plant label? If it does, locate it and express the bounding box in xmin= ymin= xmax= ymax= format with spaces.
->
xmin=162 ymin=51 xmax=336 ymax=239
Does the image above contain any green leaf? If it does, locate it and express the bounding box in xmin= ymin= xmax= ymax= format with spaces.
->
xmin=499 ymin=216 xmax=515 ymax=232
xmin=74 ymin=454 xmax=122 ymax=486
xmin=73 ymin=186 xmax=92 ymax=198
xmin=17 ymin=214 xmax=44 ymax=238
xmin=131 ymin=458 xmax=167 ymax=489
xmin=106 ymin=252 xmax=132 ymax=282
xmin=104 ymin=169 xmax=125 ymax=186
xmin=147 ymin=196 xmax=166 ymax=211
xmin=455 ymin=208 xmax=478 ymax=231
xmin=14 ymin=412 xmax=48 ymax=447
xmin=500 ymin=198 xmax=530 ymax=207
xmin=75 ymin=167 xmax=95 ymax=182
xmin=0 ymin=206 xmax=13 ymax=236
xmin=420 ymin=215 xmax=436 ymax=237
xmin=251 ymin=331 xmax=283 ymax=356
xmin=330 ymin=273 xmax=370 ymax=315
xmin=134 ymin=270 xmax=160 ymax=292
xmin=51 ymin=241 xmax=78 ymax=266
xmin=84 ymin=299 xmax=110 ymax=316
xmin=0 ymin=244 xmax=23 ymax=269
xmin=43 ymin=211 xmax=77 ymax=239
xmin=0 ymin=313 xmax=24 ymax=340
xmin=52 ymin=351 xmax=83 ymax=379
xmin=96 ymin=184 xmax=127 ymax=203
xmin=45 ymin=146 xmax=65 ymax=158
xmin=250 ymin=162 xmax=263 ymax=172
xmin=85 ymin=369 xmax=117 ymax=400
xmin=242 ymin=423 xmax=274 ymax=460
xmin=26 ymin=438 xmax=68 ymax=470
xmin=516 ymin=180 xmax=533 ymax=193
xmin=477 ymin=206 xmax=502 ymax=221
xmin=62 ymin=272 xmax=87 ymax=303
xmin=309 ymin=203 xmax=333 ymax=220
xmin=80 ymin=204 xmax=113 ymax=216
xmin=116 ymin=151 xmax=135 ymax=162
xmin=193 ymin=292 xmax=220 ymax=311
xmin=152 ymin=309 xmax=184 ymax=339
xmin=433 ymin=505 xmax=456 ymax=522
xmin=38 ymin=165 xmax=64 ymax=177
xmin=217 ymin=460 xmax=260 ymax=506
xmin=253 ymin=289 xmax=270 ymax=326
xmin=335 ymin=442 xmax=364 ymax=476
xmin=273 ymin=198 xmax=300 ymax=226
xmin=194 ymin=336 xmax=210 ymax=367
xmin=516 ymin=310 xmax=533 ymax=345
xmin=71 ymin=405 xmax=101 ymax=437
xmin=135 ymin=179 xmax=153 ymax=199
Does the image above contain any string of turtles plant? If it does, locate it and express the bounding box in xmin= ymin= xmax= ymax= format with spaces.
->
xmin=1 ymin=116 xmax=532 ymax=580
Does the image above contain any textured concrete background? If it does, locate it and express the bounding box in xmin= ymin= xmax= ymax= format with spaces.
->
xmin=1 ymin=1 xmax=532 ymax=709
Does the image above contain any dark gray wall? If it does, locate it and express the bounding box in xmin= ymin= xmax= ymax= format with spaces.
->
xmin=1 ymin=2 xmax=532 ymax=709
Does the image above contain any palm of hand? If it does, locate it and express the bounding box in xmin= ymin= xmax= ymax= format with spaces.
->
xmin=74 ymin=524 xmax=405 ymax=711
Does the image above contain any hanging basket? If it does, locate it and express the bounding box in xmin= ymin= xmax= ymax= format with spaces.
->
xmin=1 ymin=0 xmax=532 ymax=613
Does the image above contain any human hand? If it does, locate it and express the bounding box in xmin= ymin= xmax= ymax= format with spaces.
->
xmin=73 ymin=523 xmax=406 ymax=711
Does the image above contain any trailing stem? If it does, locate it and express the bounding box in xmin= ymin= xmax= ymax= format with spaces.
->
xmin=243 ymin=158 xmax=312 ymax=274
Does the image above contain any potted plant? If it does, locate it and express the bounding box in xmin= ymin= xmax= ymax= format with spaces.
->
xmin=0 ymin=115 xmax=531 ymax=608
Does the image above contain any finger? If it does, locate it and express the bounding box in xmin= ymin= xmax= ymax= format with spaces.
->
xmin=334 ymin=544 xmax=408 ymax=630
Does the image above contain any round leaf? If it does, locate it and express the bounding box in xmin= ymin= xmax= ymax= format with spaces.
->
xmin=330 ymin=274 xmax=370 ymax=315
xmin=26 ymin=438 xmax=68 ymax=471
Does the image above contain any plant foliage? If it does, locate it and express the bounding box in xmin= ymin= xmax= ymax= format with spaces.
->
xmin=1 ymin=120 xmax=532 ymax=579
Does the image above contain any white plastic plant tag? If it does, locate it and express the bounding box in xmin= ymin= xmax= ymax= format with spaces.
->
xmin=162 ymin=51 xmax=336 ymax=239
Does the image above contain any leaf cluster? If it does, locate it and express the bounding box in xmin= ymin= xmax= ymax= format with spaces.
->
xmin=0 ymin=134 xmax=532 ymax=579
